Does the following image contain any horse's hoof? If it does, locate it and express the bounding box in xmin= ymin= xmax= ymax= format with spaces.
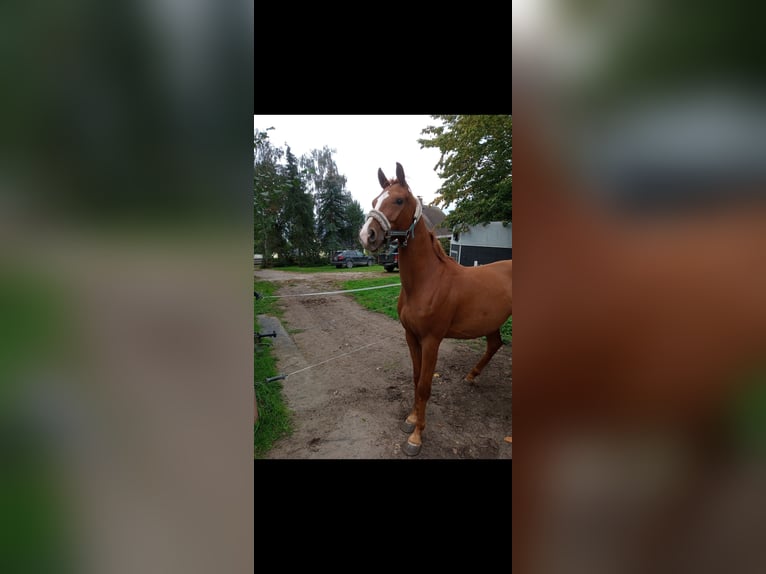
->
xmin=400 ymin=419 xmax=416 ymax=433
xmin=403 ymin=441 xmax=422 ymax=456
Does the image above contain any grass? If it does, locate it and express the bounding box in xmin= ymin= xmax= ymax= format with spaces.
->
xmin=500 ymin=317 xmax=512 ymax=344
xmin=726 ymin=370 xmax=766 ymax=456
xmin=269 ymin=264 xmax=385 ymax=274
xmin=342 ymin=277 xmax=402 ymax=321
xmin=342 ymin=276 xmax=512 ymax=344
xmin=253 ymin=280 xmax=283 ymax=319
xmin=0 ymin=271 xmax=65 ymax=398
xmin=0 ymin=270 xmax=73 ymax=572
xmin=253 ymin=280 xmax=293 ymax=458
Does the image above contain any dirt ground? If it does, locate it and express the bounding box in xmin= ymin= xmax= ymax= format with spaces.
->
xmin=255 ymin=267 xmax=512 ymax=459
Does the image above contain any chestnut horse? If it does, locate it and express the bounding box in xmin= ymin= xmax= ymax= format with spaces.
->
xmin=359 ymin=162 xmax=512 ymax=456
xmin=512 ymin=93 xmax=766 ymax=573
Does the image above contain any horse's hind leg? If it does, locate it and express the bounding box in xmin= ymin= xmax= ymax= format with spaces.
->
xmin=465 ymin=330 xmax=503 ymax=383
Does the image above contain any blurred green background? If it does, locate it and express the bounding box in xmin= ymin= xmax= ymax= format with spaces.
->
xmin=0 ymin=1 xmax=253 ymax=573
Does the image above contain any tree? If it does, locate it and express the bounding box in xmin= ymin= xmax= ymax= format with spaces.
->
xmin=341 ymin=194 xmax=365 ymax=249
xmin=255 ymin=138 xmax=362 ymax=265
xmin=280 ymin=146 xmax=319 ymax=265
xmin=419 ymin=115 xmax=512 ymax=231
xmin=253 ymin=128 xmax=284 ymax=267
xmin=302 ymin=147 xmax=360 ymax=255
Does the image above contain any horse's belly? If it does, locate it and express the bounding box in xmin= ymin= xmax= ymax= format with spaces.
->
xmin=445 ymin=316 xmax=508 ymax=339
xmin=398 ymin=270 xmax=511 ymax=339
xmin=446 ymin=296 xmax=511 ymax=338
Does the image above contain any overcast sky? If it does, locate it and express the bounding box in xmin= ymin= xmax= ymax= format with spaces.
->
xmin=252 ymin=115 xmax=447 ymax=211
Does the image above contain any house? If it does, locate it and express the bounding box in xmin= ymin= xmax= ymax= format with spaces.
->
xmin=419 ymin=198 xmax=452 ymax=240
xmin=450 ymin=221 xmax=512 ymax=266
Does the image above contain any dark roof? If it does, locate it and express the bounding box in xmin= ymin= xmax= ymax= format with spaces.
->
xmin=421 ymin=204 xmax=451 ymax=238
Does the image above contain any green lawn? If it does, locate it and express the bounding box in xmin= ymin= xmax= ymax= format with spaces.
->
xmin=253 ymin=280 xmax=292 ymax=458
xmin=500 ymin=317 xmax=512 ymax=344
xmin=342 ymin=277 xmax=512 ymax=344
xmin=342 ymin=277 xmax=402 ymax=321
xmin=0 ymin=270 xmax=73 ymax=572
xmin=726 ymin=371 xmax=766 ymax=456
xmin=253 ymin=280 xmax=283 ymax=319
xmin=0 ymin=272 xmax=65 ymax=397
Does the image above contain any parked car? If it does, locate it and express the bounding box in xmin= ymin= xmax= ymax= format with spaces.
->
xmin=377 ymin=244 xmax=399 ymax=272
xmin=331 ymin=249 xmax=374 ymax=269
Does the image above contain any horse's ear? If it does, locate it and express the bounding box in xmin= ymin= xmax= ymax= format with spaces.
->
xmin=378 ymin=168 xmax=389 ymax=188
xmin=396 ymin=162 xmax=406 ymax=187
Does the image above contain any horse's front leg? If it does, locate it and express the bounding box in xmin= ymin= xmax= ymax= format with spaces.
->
xmin=402 ymin=330 xmax=422 ymax=434
xmin=403 ymin=336 xmax=441 ymax=457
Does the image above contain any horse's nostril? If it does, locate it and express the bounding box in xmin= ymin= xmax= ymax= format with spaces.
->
xmin=369 ymin=228 xmax=376 ymax=241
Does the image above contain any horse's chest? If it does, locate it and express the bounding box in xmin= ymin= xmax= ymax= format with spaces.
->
xmin=398 ymin=295 xmax=444 ymax=334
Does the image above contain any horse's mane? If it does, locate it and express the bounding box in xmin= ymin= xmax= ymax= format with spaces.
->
xmin=427 ymin=226 xmax=458 ymax=266
xmin=398 ymin=185 xmax=457 ymax=267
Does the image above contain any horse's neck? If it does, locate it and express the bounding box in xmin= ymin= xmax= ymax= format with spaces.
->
xmin=397 ymin=218 xmax=442 ymax=295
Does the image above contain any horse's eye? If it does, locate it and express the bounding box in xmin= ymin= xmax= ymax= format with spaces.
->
xmin=395 ymin=198 xmax=404 ymax=205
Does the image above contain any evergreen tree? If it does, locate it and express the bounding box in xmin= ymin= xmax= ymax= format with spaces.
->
xmin=341 ymin=194 xmax=365 ymax=250
xmin=280 ymin=146 xmax=319 ymax=265
xmin=302 ymin=147 xmax=355 ymax=256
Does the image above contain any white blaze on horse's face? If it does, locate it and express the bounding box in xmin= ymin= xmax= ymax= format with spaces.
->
xmin=375 ymin=190 xmax=390 ymax=211
xmin=361 ymin=163 xmax=415 ymax=251
xmin=359 ymin=190 xmax=385 ymax=250
xmin=360 ymin=184 xmax=416 ymax=252
xmin=360 ymin=188 xmax=395 ymax=252
xmin=359 ymin=216 xmax=374 ymax=250
xmin=375 ymin=187 xmax=409 ymax=226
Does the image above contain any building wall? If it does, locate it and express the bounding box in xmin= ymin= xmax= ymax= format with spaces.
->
xmin=453 ymin=221 xmax=512 ymax=249
xmin=450 ymin=222 xmax=512 ymax=266
xmin=452 ymin=245 xmax=512 ymax=266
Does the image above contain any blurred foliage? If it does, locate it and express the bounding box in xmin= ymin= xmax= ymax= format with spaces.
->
xmin=0 ymin=0 xmax=252 ymax=226
xmin=0 ymin=2 xmax=254 ymax=573
xmin=0 ymin=418 xmax=74 ymax=574
xmin=0 ymin=271 xmax=63 ymax=407
xmin=0 ymin=267 xmax=71 ymax=573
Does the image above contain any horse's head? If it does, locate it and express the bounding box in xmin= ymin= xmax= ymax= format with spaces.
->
xmin=359 ymin=162 xmax=422 ymax=252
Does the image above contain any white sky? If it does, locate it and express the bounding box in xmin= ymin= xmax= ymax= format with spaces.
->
xmin=252 ymin=115 xmax=447 ymax=211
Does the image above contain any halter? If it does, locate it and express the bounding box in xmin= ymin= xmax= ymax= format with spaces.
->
xmin=366 ymin=193 xmax=423 ymax=248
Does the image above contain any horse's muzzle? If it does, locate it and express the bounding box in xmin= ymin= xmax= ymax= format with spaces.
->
xmin=360 ymin=217 xmax=385 ymax=252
